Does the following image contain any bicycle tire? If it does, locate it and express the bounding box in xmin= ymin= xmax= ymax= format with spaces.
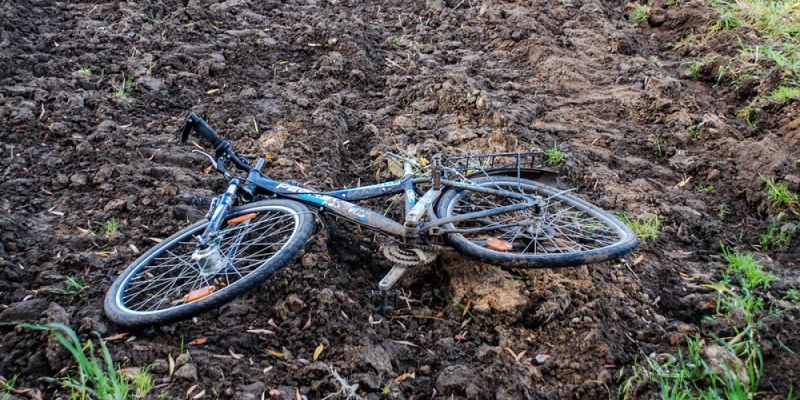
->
xmin=435 ymin=177 xmax=638 ymax=267
xmin=104 ymin=199 xmax=314 ymax=328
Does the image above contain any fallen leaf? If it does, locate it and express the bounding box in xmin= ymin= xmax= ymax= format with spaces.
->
xmin=313 ymin=343 xmax=324 ymax=361
xmin=462 ymin=299 xmax=472 ymax=317
xmin=103 ymin=332 xmax=129 ymax=341
xmin=186 ymin=384 xmax=197 ymax=397
xmin=206 ymin=88 xmax=220 ymax=94
xmin=193 ymin=389 xmax=206 ymax=399
xmin=149 ymin=237 xmax=163 ymax=243
xmin=295 ymin=388 xmax=302 ymax=400
xmin=266 ymin=349 xmax=285 ymax=359
xmin=188 ymin=337 xmax=208 ymax=346
xmin=392 ymin=340 xmax=419 ymax=348
xmin=168 ymin=354 xmax=175 ymax=376
xmin=303 ymin=315 xmax=312 ymax=330
xmin=129 ymin=244 xmax=140 ymax=254
xmin=394 ymin=370 xmax=415 ymax=383
xmin=633 ymin=254 xmax=644 ymax=265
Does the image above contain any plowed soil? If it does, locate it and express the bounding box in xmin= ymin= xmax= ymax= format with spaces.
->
xmin=1 ymin=0 xmax=799 ymax=399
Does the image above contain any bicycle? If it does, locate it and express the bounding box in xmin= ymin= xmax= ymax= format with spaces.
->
xmin=104 ymin=113 xmax=639 ymax=328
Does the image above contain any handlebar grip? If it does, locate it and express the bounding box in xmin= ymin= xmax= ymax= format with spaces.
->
xmin=183 ymin=113 xmax=223 ymax=148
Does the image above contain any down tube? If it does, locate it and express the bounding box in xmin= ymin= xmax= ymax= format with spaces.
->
xmin=251 ymin=176 xmax=407 ymax=236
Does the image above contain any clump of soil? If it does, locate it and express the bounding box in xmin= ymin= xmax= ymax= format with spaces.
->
xmin=1 ymin=0 xmax=798 ymax=398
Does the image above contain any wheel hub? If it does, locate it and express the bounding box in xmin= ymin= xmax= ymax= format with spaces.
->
xmin=191 ymin=245 xmax=229 ymax=277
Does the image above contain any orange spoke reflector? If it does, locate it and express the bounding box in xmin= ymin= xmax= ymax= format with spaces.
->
xmin=184 ymin=285 xmax=216 ymax=303
xmin=227 ymin=213 xmax=257 ymax=225
xmin=486 ymin=238 xmax=513 ymax=251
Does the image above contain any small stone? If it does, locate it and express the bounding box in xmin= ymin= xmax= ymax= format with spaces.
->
xmin=173 ymin=363 xmax=198 ymax=381
xmin=285 ymin=294 xmax=305 ymax=313
xmin=69 ymin=173 xmax=88 ymax=186
xmin=535 ymin=354 xmax=551 ymax=364
xmin=104 ymin=198 xmax=127 ymax=212
xmin=175 ymin=352 xmax=192 ymax=367
xmin=151 ymin=358 xmax=168 ymax=374
xmin=301 ymin=253 xmax=319 ymax=269
xmin=392 ymin=115 xmax=415 ymax=130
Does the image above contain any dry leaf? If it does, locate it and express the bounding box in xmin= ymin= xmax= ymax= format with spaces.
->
xmin=462 ymin=299 xmax=472 ymax=317
xmin=206 ymin=88 xmax=220 ymax=94
xmin=119 ymin=367 xmax=140 ymax=380
xmin=394 ymin=371 xmax=415 ymax=383
xmin=103 ymin=332 xmax=129 ymax=341
xmin=193 ymin=389 xmax=206 ymax=399
xmin=186 ymin=384 xmax=197 ymax=397
xmin=168 ymin=354 xmax=175 ymax=376
xmin=633 ymin=255 xmax=644 ymax=265
xmin=266 ymin=349 xmax=285 ymax=359
xmin=188 ymin=337 xmax=208 ymax=346
xmin=303 ymin=315 xmax=312 ymax=330
xmin=313 ymin=343 xmax=324 ymax=362
xmin=295 ymin=388 xmax=302 ymax=400
xmin=392 ymin=340 xmax=419 ymax=348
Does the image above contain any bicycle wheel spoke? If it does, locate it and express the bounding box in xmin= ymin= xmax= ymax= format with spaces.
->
xmin=119 ymin=205 xmax=300 ymax=313
xmin=447 ymin=180 xmax=624 ymax=256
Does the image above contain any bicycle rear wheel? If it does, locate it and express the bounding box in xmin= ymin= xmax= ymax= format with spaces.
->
xmin=435 ymin=177 xmax=638 ymax=267
xmin=104 ymin=199 xmax=313 ymax=328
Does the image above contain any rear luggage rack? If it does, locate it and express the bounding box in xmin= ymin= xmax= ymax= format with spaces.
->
xmin=443 ymin=151 xmax=546 ymax=178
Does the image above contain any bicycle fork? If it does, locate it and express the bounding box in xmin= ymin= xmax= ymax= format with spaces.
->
xmin=191 ymin=178 xmax=241 ymax=277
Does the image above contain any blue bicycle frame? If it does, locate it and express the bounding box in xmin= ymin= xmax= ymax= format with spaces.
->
xmin=196 ymin=156 xmax=538 ymax=247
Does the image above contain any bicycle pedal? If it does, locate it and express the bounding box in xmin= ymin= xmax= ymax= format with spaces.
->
xmin=369 ymin=289 xmax=399 ymax=298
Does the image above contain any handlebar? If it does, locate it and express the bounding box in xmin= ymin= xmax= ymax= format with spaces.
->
xmin=181 ymin=112 xmax=251 ymax=172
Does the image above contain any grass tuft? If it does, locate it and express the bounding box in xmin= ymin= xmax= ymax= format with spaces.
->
xmin=721 ymin=243 xmax=778 ymax=290
xmin=618 ymin=214 xmax=661 ymax=241
xmin=630 ymin=4 xmax=650 ymax=25
xmin=767 ymin=85 xmax=800 ymax=102
xmin=19 ymin=323 xmax=128 ymax=400
xmin=764 ymin=177 xmax=798 ymax=207
xmin=544 ymin=143 xmax=565 ymax=165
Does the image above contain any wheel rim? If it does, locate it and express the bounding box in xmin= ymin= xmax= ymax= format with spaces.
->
xmin=446 ymin=181 xmax=626 ymax=256
xmin=117 ymin=205 xmax=301 ymax=315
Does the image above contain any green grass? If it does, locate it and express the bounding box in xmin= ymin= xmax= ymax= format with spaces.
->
xmin=544 ymin=143 xmax=565 ymax=165
xmin=721 ymin=243 xmax=778 ymax=290
xmin=718 ymin=203 xmax=732 ymax=220
xmin=737 ymin=106 xmax=757 ymax=128
xmin=651 ymin=135 xmax=665 ymax=157
xmin=705 ymin=0 xmax=800 ymax=102
xmin=1 ymin=375 xmax=17 ymax=400
xmin=759 ymin=219 xmax=796 ymax=249
xmin=79 ymin=66 xmax=92 ymax=77
xmin=618 ymin=214 xmax=661 ymax=241
xmin=767 ymin=85 xmax=800 ymax=102
xmin=101 ymin=217 xmax=120 ymax=235
xmin=630 ymin=4 xmax=650 ymax=25
xmin=713 ymin=12 xmax=743 ymax=31
xmin=787 ymin=287 xmax=800 ymax=307
xmin=19 ymin=323 xmax=129 ymax=400
xmin=52 ymin=275 xmax=87 ymax=297
xmin=764 ymin=177 xmax=798 ymax=207
xmin=111 ymin=75 xmax=134 ymax=100
xmin=695 ymin=185 xmax=714 ymax=193
xmin=132 ymin=367 xmax=154 ymax=399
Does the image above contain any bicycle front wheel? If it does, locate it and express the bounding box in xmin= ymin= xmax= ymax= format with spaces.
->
xmin=104 ymin=199 xmax=314 ymax=328
xmin=435 ymin=177 xmax=638 ymax=268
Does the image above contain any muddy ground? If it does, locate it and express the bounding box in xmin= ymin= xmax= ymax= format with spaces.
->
xmin=1 ymin=0 xmax=799 ymax=398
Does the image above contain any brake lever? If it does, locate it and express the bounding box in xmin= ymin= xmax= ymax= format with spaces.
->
xmin=191 ymin=149 xmax=231 ymax=179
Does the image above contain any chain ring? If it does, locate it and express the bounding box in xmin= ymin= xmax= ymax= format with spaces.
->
xmin=381 ymin=242 xmax=437 ymax=266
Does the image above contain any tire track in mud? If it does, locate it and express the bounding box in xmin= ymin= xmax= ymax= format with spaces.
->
xmin=1 ymin=0 xmax=798 ymax=398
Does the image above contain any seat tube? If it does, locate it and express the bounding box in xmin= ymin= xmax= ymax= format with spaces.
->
xmin=403 ymin=161 xmax=416 ymax=219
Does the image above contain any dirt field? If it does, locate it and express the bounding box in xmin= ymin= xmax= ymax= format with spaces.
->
xmin=1 ymin=0 xmax=799 ymax=398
